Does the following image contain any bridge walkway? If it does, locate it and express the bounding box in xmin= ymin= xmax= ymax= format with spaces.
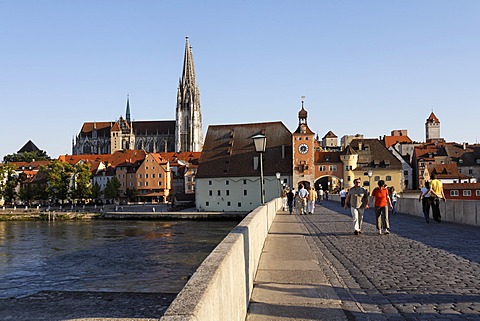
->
xmin=246 ymin=200 xmax=480 ymax=321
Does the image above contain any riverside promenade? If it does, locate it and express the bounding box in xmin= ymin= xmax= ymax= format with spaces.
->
xmin=246 ymin=200 xmax=480 ymax=321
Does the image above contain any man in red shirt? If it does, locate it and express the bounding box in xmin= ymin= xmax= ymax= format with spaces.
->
xmin=369 ymin=180 xmax=393 ymax=235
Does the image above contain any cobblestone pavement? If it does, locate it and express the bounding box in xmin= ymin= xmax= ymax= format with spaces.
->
xmin=301 ymin=201 xmax=480 ymax=320
xmin=0 ymin=291 xmax=176 ymax=320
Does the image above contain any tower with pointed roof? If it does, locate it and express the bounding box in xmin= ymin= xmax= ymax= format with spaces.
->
xmin=175 ymin=36 xmax=203 ymax=152
xmin=125 ymin=95 xmax=131 ymax=124
xmin=340 ymin=145 xmax=359 ymax=189
xmin=292 ymin=97 xmax=315 ymax=189
xmin=425 ymin=112 xmax=440 ymax=142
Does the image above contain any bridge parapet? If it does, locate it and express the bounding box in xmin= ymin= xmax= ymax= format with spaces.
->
xmin=160 ymin=198 xmax=282 ymax=321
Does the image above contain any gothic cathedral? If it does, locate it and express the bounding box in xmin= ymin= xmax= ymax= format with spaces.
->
xmin=72 ymin=37 xmax=203 ymax=155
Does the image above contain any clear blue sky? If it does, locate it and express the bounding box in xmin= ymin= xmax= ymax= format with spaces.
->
xmin=1 ymin=1 xmax=479 ymax=158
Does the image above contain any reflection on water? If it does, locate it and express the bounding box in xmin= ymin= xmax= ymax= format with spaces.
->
xmin=0 ymin=219 xmax=240 ymax=298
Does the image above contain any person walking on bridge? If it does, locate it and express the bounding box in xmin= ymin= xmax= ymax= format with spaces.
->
xmin=430 ymin=173 xmax=446 ymax=223
xmin=286 ymin=188 xmax=294 ymax=214
xmin=419 ymin=181 xmax=432 ymax=223
xmin=370 ymin=180 xmax=393 ymax=235
xmin=307 ymin=186 xmax=317 ymax=214
xmin=344 ymin=178 xmax=369 ymax=235
xmin=297 ymin=184 xmax=309 ymax=215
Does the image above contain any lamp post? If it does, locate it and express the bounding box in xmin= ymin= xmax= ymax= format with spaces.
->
xmin=367 ymin=170 xmax=373 ymax=193
xmin=275 ymin=172 xmax=281 ymax=197
xmin=252 ymin=134 xmax=267 ymax=205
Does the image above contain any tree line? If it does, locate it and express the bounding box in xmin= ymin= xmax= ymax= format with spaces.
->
xmin=0 ymin=160 xmax=127 ymax=206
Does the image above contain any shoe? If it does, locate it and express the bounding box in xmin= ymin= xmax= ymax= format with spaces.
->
xmin=378 ymin=230 xmax=383 ymax=235
xmin=426 ymin=219 xmax=430 ymax=223
xmin=354 ymin=230 xmax=358 ymax=235
xmin=358 ymin=230 xmax=362 ymax=234
xmin=384 ymin=229 xmax=390 ymax=234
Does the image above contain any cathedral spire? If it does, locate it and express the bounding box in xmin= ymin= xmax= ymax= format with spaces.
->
xmin=181 ymin=36 xmax=196 ymax=87
xmin=175 ymin=36 xmax=203 ymax=152
xmin=125 ymin=94 xmax=131 ymax=124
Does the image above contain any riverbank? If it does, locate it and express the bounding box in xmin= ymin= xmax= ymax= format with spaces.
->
xmin=0 ymin=211 xmax=100 ymax=221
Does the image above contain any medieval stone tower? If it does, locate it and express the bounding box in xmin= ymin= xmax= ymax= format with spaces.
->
xmin=425 ymin=112 xmax=440 ymax=142
xmin=292 ymin=97 xmax=315 ymax=189
xmin=175 ymin=36 xmax=203 ymax=152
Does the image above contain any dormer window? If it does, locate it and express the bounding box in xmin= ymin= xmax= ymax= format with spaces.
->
xmin=476 ymin=159 xmax=480 ymax=165
xmin=459 ymin=159 xmax=464 ymax=164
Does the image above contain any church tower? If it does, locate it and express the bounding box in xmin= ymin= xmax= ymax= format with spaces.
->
xmin=425 ymin=112 xmax=440 ymax=141
xmin=175 ymin=36 xmax=203 ymax=152
xmin=292 ymin=97 xmax=315 ymax=190
xmin=125 ymin=94 xmax=131 ymax=124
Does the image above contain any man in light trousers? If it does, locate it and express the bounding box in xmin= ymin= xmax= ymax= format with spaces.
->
xmin=344 ymin=179 xmax=369 ymax=235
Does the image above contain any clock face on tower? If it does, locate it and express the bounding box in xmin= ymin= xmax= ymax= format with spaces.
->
xmin=299 ymin=143 xmax=309 ymax=154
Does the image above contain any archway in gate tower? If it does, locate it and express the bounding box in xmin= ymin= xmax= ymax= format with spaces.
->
xmin=297 ymin=180 xmax=311 ymax=190
xmin=315 ymin=175 xmax=343 ymax=193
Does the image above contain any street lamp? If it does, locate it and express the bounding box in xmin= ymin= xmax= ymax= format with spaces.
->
xmin=275 ymin=172 xmax=281 ymax=197
xmin=367 ymin=170 xmax=373 ymax=193
xmin=252 ymin=134 xmax=267 ymax=205
xmin=340 ymin=178 xmax=343 ymax=190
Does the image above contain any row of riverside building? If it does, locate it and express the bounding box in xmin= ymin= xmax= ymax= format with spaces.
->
xmin=7 ymin=106 xmax=480 ymax=211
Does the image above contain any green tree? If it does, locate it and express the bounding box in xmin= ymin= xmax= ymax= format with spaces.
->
xmin=104 ymin=176 xmax=121 ymax=202
xmin=3 ymin=150 xmax=50 ymax=163
xmin=0 ymin=163 xmax=18 ymax=204
xmin=43 ymin=160 xmax=74 ymax=204
xmin=18 ymin=184 xmax=35 ymax=205
xmin=125 ymin=187 xmax=138 ymax=202
xmin=91 ymin=181 xmax=102 ymax=203
xmin=72 ymin=163 xmax=92 ymax=203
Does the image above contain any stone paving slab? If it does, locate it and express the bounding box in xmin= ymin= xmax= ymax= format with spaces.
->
xmin=246 ymin=201 xmax=480 ymax=320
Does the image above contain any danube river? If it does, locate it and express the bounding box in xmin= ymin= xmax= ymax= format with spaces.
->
xmin=0 ymin=219 xmax=240 ymax=299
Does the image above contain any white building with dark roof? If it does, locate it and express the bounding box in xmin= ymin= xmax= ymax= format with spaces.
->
xmin=196 ymin=122 xmax=292 ymax=212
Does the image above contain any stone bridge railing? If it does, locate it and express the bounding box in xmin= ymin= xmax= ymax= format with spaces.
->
xmin=330 ymin=193 xmax=479 ymax=227
xmin=160 ymin=198 xmax=282 ymax=321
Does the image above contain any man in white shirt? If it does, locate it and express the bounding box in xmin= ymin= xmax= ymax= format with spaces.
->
xmin=297 ymin=184 xmax=309 ymax=215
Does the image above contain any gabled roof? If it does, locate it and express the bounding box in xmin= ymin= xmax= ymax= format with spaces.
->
xmin=348 ymin=139 xmax=402 ymax=169
xmin=11 ymin=160 xmax=50 ymax=170
xmin=80 ymin=122 xmax=112 ymax=134
xmin=383 ymin=135 xmax=412 ymax=148
xmin=133 ymin=120 xmax=176 ymax=135
xmin=18 ymin=140 xmax=40 ymax=153
xmin=315 ymin=151 xmax=341 ymax=163
xmin=426 ymin=112 xmax=440 ymax=123
xmin=79 ymin=120 xmax=176 ymax=138
xmin=157 ymin=152 xmax=201 ymax=164
xmin=197 ymin=121 xmax=292 ymax=178
xmin=323 ymin=131 xmax=337 ymax=139
xmin=443 ymin=182 xmax=480 ymax=189
xmin=344 ymin=145 xmax=357 ymax=156
xmin=107 ymin=150 xmax=147 ymax=167
xmin=427 ymin=163 xmax=471 ymax=180
xmin=58 ymin=154 xmax=111 ymax=165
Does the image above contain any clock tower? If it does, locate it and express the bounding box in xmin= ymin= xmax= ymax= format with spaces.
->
xmin=292 ymin=97 xmax=315 ymax=190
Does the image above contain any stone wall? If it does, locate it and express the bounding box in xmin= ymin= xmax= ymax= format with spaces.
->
xmin=160 ymin=198 xmax=281 ymax=321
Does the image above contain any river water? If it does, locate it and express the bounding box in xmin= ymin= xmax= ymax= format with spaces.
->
xmin=0 ymin=219 xmax=240 ymax=299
